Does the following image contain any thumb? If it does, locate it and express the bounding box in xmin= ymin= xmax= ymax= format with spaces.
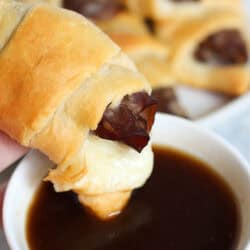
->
xmin=0 ymin=132 xmax=29 ymax=172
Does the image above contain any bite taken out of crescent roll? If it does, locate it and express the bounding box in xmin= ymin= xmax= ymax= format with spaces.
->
xmin=164 ymin=9 xmax=249 ymax=96
xmin=0 ymin=1 xmax=157 ymax=220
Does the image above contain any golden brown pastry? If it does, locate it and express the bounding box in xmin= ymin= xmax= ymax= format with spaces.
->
xmin=110 ymin=33 xmax=173 ymax=88
xmin=0 ymin=1 xmax=156 ymax=219
xmin=165 ymin=10 xmax=249 ymax=95
xmin=0 ymin=0 xmax=29 ymax=50
xmin=96 ymin=11 xmax=148 ymax=36
xmin=96 ymin=12 xmax=173 ymax=88
xmin=156 ymin=17 xmax=189 ymax=44
xmin=126 ymin=0 xmax=240 ymax=20
xmin=96 ymin=11 xmax=182 ymax=115
xmin=16 ymin=0 xmax=62 ymax=7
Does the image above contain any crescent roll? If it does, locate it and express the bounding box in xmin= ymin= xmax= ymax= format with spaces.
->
xmin=63 ymin=0 xmax=126 ymax=21
xmin=107 ymin=32 xmax=187 ymax=116
xmin=166 ymin=10 xmax=249 ymax=95
xmin=0 ymin=1 xmax=156 ymax=219
xmin=96 ymin=12 xmax=184 ymax=116
xmin=96 ymin=12 xmax=173 ymax=88
xmin=16 ymin=0 xmax=62 ymax=6
xmin=96 ymin=11 xmax=149 ymax=36
xmin=126 ymin=0 xmax=240 ymax=20
xmin=110 ymin=33 xmax=173 ymax=88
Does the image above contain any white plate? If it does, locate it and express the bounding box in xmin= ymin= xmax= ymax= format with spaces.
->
xmin=176 ymin=86 xmax=231 ymax=119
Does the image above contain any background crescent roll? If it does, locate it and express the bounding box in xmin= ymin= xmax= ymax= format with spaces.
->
xmin=0 ymin=2 xmax=155 ymax=219
xmin=95 ymin=10 xmax=187 ymax=117
xmin=166 ymin=10 xmax=249 ymax=96
xmin=97 ymin=12 xmax=174 ymax=88
xmin=0 ymin=0 xmax=29 ymax=51
xmin=110 ymin=33 xmax=173 ymax=88
xmin=96 ymin=11 xmax=149 ymax=36
xmin=126 ymin=0 xmax=241 ymax=20
xmin=16 ymin=0 xmax=62 ymax=7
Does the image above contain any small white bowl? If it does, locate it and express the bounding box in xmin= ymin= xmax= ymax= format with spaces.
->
xmin=3 ymin=114 xmax=250 ymax=250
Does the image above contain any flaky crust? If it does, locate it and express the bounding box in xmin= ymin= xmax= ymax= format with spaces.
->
xmin=110 ymin=33 xmax=173 ymax=87
xmin=167 ymin=10 xmax=249 ymax=95
xmin=96 ymin=11 xmax=148 ymax=36
xmin=0 ymin=3 xmax=150 ymax=165
xmin=126 ymin=0 xmax=241 ymax=20
xmin=0 ymin=0 xmax=29 ymax=51
xmin=79 ymin=191 xmax=132 ymax=220
xmin=0 ymin=3 xmax=152 ymax=219
xmin=17 ymin=0 xmax=62 ymax=6
xmin=31 ymin=62 xmax=150 ymax=165
xmin=97 ymin=12 xmax=173 ymax=87
xmin=155 ymin=6 xmax=242 ymax=43
xmin=0 ymin=4 xmax=121 ymax=145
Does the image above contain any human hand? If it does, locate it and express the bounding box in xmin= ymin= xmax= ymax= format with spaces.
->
xmin=0 ymin=132 xmax=29 ymax=172
xmin=0 ymin=132 xmax=29 ymax=228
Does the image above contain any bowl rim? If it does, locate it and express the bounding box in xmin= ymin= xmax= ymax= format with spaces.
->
xmin=3 ymin=114 xmax=250 ymax=250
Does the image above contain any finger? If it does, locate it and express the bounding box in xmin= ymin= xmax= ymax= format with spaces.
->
xmin=0 ymin=132 xmax=29 ymax=172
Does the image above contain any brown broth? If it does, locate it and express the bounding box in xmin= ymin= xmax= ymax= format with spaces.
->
xmin=26 ymin=146 xmax=240 ymax=250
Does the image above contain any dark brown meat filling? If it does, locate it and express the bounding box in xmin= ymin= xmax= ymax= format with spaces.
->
xmin=144 ymin=18 xmax=155 ymax=34
xmin=95 ymin=92 xmax=157 ymax=152
xmin=195 ymin=29 xmax=248 ymax=65
xmin=63 ymin=0 xmax=125 ymax=20
xmin=152 ymin=87 xmax=188 ymax=118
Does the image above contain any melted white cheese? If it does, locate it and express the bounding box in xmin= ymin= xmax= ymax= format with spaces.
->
xmin=70 ymin=135 xmax=154 ymax=195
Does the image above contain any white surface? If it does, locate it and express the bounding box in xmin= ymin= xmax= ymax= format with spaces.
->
xmin=176 ymin=86 xmax=231 ymax=119
xmin=3 ymin=114 xmax=250 ymax=250
xmin=198 ymin=92 xmax=250 ymax=163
